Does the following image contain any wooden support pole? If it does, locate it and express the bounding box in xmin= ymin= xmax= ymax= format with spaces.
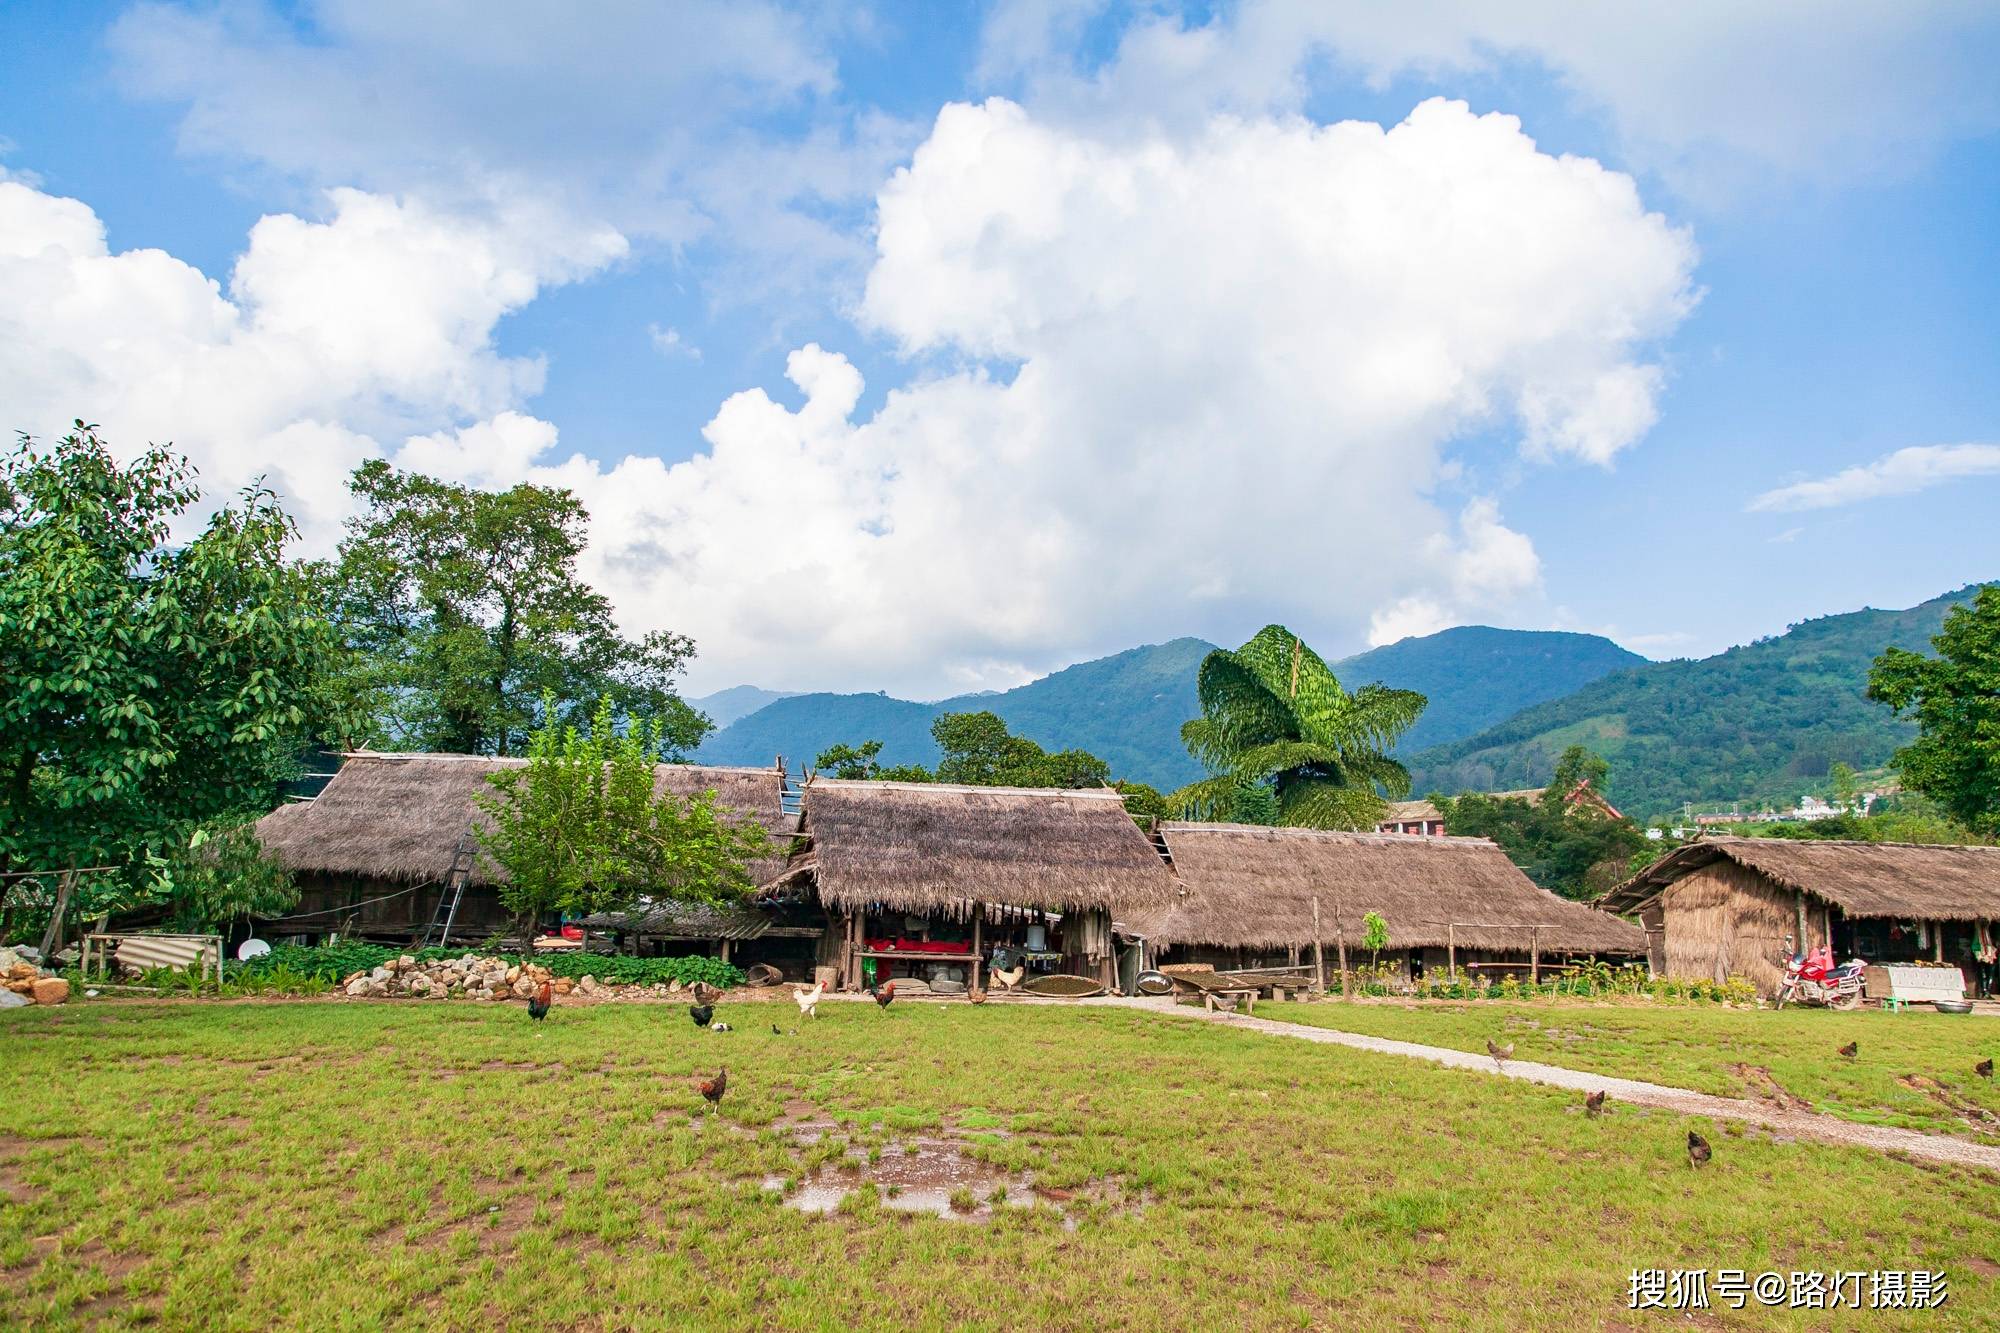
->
xmin=1311 ymin=897 xmax=1326 ymax=994
xmin=1333 ymin=896 xmax=1351 ymax=1001
xmin=39 ymin=868 xmax=76 ymax=959
xmin=1448 ymin=924 xmax=1456 ymax=982
xmin=971 ymin=903 xmax=984 ymax=993
xmin=1530 ymin=929 xmax=1540 ymax=987
xmin=1933 ymin=921 xmax=1945 ymax=964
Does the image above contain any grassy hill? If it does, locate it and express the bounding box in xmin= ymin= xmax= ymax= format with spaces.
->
xmin=699 ymin=627 xmax=1644 ymax=789
xmin=687 ymin=685 xmax=799 ymax=730
xmin=1337 ymin=626 xmax=1645 ymax=754
xmin=1405 ymin=584 xmax=1991 ymax=820
xmin=696 ymin=639 xmax=1217 ymax=787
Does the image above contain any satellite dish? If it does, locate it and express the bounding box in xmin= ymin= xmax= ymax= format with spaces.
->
xmin=236 ymin=938 xmax=271 ymax=961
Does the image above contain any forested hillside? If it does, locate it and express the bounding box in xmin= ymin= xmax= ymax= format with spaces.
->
xmin=1405 ymin=585 xmax=1989 ymax=819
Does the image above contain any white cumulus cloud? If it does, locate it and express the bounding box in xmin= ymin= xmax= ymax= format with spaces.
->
xmin=0 ymin=176 xmax=622 ymax=543
xmin=1748 ymin=443 xmax=2000 ymax=512
xmin=528 ymin=98 xmax=1692 ymax=692
xmin=2 ymin=98 xmax=1696 ymax=697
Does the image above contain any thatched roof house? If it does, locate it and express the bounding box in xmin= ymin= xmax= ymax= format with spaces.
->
xmin=253 ymin=752 xmax=789 ymax=940
xmin=1601 ymin=837 xmax=2000 ymax=995
xmin=1133 ymin=823 xmax=1644 ymax=962
xmin=774 ymin=779 xmax=1178 ymax=990
xmin=1377 ymin=780 xmax=1622 ymax=836
xmin=776 ymin=779 xmax=1177 ymax=919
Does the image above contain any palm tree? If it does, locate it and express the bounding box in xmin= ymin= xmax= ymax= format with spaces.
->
xmin=1169 ymin=625 xmax=1426 ymax=829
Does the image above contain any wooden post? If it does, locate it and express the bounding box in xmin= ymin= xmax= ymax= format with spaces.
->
xmin=1794 ymin=891 xmax=1809 ymax=955
xmin=1311 ymin=897 xmax=1326 ymax=994
xmin=1448 ymin=924 xmax=1456 ymax=982
xmin=1530 ymin=928 xmax=1540 ymax=986
xmin=1332 ymin=896 xmax=1351 ymax=1001
xmin=719 ymin=939 xmax=732 ymax=965
xmin=39 ymin=868 xmax=76 ymax=959
xmin=971 ymin=902 xmax=984 ymax=993
xmin=1933 ymin=921 xmax=1945 ymax=964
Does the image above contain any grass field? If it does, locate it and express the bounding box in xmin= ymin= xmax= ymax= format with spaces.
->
xmin=4 ymin=997 xmax=1998 ymax=1330
xmin=1260 ymin=999 xmax=2000 ymax=1143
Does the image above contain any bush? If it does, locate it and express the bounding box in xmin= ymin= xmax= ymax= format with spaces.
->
xmin=226 ymin=943 xmax=747 ymax=991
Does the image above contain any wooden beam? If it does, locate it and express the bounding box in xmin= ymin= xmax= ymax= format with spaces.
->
xmin=1311 ymin=896 xmax=1325 ymax=994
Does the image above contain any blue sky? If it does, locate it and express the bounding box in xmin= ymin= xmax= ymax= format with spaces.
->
xmin=2 ymin=1 xmax=1996 ymax=697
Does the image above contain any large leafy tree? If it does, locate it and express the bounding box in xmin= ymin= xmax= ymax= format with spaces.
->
xmin=0 ymin=424 xmax=344 ymax=937
xmin=1867 ymin=585 xmax=2000 ymax=835
xmin=334 ymin=460 xmax=706 ymax=757
xmin=1171 ymin=626 xmax=1426 ymax=828
xmin=1434 ymin=745 xmax=1648 ymax=900
xmin=475 ymin=700 xmax=770 ymax=942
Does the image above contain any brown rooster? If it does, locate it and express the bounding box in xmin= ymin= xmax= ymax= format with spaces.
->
xmin=527 ymin=979 xmax=553 ymax=1023
xmin=1978 ymin=1057 xmax=1994 ymax=1080
xmin=871 ymin=979 xmax=897 ymax=1009
xmin=966 ymin=987 xmax=988 ymax=1005
xmin=1837 ymin=1041 xmax=1858 ymax=1059
xmin=1687 ymin=1130 xmax=1711 ymax=1168
xmin=1584 ymin=1090 xmax=1606 ymax=1118
xmin=697 ymin=1066 xmax=728 ymax=1113
xmin=1486 ymin=1039 xmax=1514 ymax=1070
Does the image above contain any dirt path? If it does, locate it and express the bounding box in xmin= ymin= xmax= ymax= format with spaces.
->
xmin=1096 ymin=996 xmax=2000 ymax=1172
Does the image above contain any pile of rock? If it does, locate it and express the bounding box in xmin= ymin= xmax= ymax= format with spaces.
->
xmin=340 ymin=954 xmax=581 ymax=1001
xmin=0 ymin=945 xmax=69 ymax=1007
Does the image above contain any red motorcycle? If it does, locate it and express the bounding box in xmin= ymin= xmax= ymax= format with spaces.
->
xmin=1774 ymin=946 xmax=1864 ymax=1010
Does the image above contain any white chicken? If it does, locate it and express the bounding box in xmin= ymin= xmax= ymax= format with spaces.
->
xmin=793 ymin=981 xmax=824 ymax=1019
xmin=991 ymin=964 xmax=1026 ymax=991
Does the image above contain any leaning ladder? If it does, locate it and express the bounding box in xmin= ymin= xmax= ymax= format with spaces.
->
xmin=418 ymin=834 xmax=478 ymax=950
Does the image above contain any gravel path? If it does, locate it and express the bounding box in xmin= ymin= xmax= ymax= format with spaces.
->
xmin=1095 ymin=996 xmax=2000 ymax=1172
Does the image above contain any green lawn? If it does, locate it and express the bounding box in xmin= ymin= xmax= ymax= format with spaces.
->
xmin=2 ymin=998 xmax=1995 ymax=1330
xmin=1262 ymin=999 xmax=2000 ymax=1143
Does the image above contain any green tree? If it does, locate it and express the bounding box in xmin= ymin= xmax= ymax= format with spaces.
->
xmin=1828 ymin=761 xmax=1859 ymax=810
xmin=1229 ymin=777 xmax=1279 ymax=825
xmin=1361 ymin=911 xmax=1390 ymax=969
xmin=1434 ymin=746 xmax=1648 ymax=900
xmin=1867 ymin=585 xmax=2000 ymax=834
xmin=1112 ymin=780 xmax=1169 ymax=826
xmin=931 ymin=711 xmax=1110 ymax=788
xmin=333 ymin=460 xmax=706 ymax=757
xmin=1171 ymin=625 xmax=1426 ymax=828
xmin=474 ymin=700 xmax=769 ymax=942
xmin=813 ymin=740 xmax=884 ymax=779
xmin=144 ymin=821 xmax=300 ymax=933
xmin=0 ymin=425 xmax=344 ymax=937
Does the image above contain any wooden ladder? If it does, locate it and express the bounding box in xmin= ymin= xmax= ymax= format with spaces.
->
xmin=418 ymin=835 xmax=478 ymax=950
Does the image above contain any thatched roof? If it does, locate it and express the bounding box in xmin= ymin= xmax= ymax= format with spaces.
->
xmin=1380 ymin=782 xmax=1621 ymax=826
xmin=1602 ymin=837 xmax=2000 ymax=922
xmin=1131 ymin=823 xmax=1645 ymax=954
xmin=255 ymin=752 xmax=789 ymax=887
xmin=778 ymin=779 xmax=1178 ymax=918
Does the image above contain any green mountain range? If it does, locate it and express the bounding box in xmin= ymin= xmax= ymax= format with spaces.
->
xmin=1404 ymin=585 xmax=1990 ymax=820
xmin=697 ymin=625 xmax=1645 ymax=789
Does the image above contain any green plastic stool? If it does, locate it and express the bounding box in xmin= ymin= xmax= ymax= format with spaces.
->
xmin=1881 ymin=996 xmax=1906 ymax=1012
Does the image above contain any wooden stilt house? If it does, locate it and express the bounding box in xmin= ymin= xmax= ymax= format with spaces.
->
xmin=252 ymin=752 xmax=790 ymax=947
xmin=767 ymin=779 xmax=1179 ymax=994
xmin=1130 ymin=823 xmax=1645 ymax=983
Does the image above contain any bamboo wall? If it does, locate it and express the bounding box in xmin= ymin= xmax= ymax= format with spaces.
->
xmin=1660 ymin=862 xmax=1822 ymax=996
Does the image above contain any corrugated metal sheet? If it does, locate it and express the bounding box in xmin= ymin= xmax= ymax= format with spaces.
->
xmin=114 ymin=935 xmax=220 ymax=975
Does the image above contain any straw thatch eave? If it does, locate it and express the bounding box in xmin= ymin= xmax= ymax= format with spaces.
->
xmin=1602 ymin=836 xmax=2000 ymax=922
xmin=1132 ymin=822 xmax=1644 ymax=954
xmin=785 ymin=778 xmax=1177 ymax=919
xmin=254 ymin=752 xmax=790 ymax=887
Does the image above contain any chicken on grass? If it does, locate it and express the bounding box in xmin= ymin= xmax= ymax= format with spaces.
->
xmin=696 ymin=1067 xmax=727 ymax=1113
xmin=1686 ymin=1130 xmax=1712 ymax=1168
xmin=871 ymin=980 xmax=897 ymax=1009
xmin=527 ymin=980 xmax=552 ymax=1023
xmin=689 ymin=1003 xmax=714 ymax=1028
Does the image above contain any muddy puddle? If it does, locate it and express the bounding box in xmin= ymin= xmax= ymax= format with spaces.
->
xmin=760 ymin=1103 xmax=1140 ymax=1226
